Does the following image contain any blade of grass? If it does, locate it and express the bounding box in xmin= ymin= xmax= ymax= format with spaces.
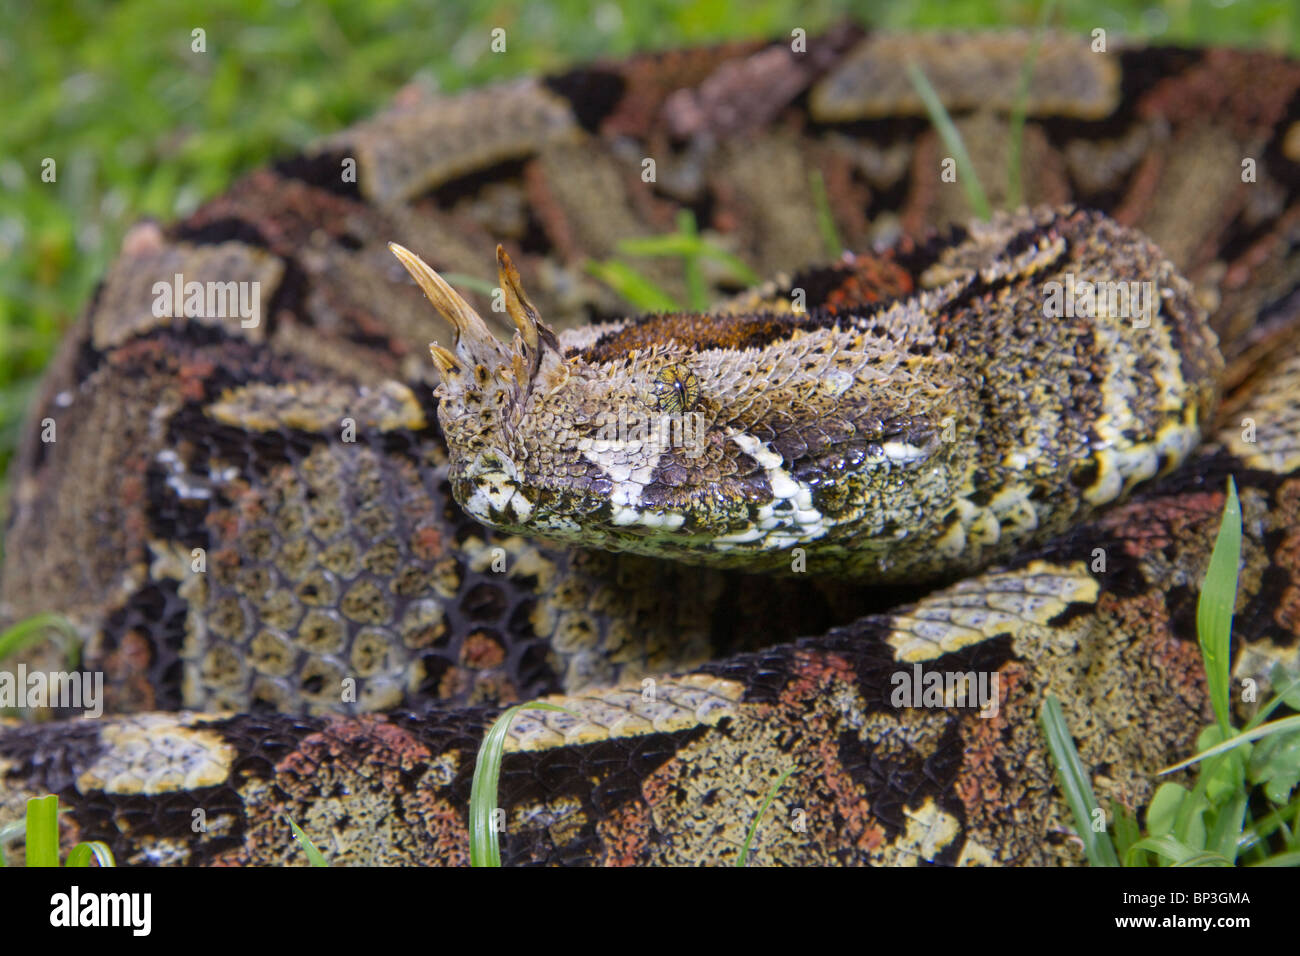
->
xmin=285 ymin=814 xmax=329 ymax=867
xmin=1127 ymin=834 xmax=1231 ymax=866
xmin=25 ymin=794 xmax=60 ymax=867
xmin=1110 ymin=799 xmax=1144 ymax=865
xmin=675 ymin=210 xmax=708 ymax=310
xmin=1007 ymin=0 xmax=1057 ymax=208
xmin=1197 ymin=477 xmax=1241 ymax=736
xmin=1208 ymin=792 xmax=1249 ymax=863
xmin=0 ymin=817 xmax=24 ymax=867
xmin=616 ymin=229 xmax=760 ymax=290
xmin=470 ymin=702 xmax=577 ymax=867
xmin=809 ymin=169 xmax=843 ymax=259
xmin=0 ymin=613 xmax=81 ymax=668
xmin=437 ymin=272 xmax=499 ymax=298
xmin=1161 ymin=714 xmax=1300 ymax=774
xmin=906 ymin=61 xmax=991 ymax=221
xmin=1040 ymin=695 xmax=1120 ymax=866
xmin=1249 ymin=850 xmax=1300 ymax=866
xmin=65 ymin=842 xmax=115 ymax=867
xmin=1244 ymin=669 xmax=1300 ymax=731
xmin=737 ymin=767 xmax=797 ymax=867
xmin=584 ymin=260 xmax=681 ymax=312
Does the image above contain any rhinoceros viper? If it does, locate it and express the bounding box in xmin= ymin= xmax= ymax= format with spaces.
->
xmin=2 ymin=27 xmax=1300 ymax=866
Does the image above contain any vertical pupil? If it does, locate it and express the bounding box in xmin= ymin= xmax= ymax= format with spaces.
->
xmin=675 ymin=380 xmax=686 ymax=406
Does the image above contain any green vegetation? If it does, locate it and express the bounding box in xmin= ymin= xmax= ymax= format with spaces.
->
xmin=737 ymin=767 xmax=799 ymax=866
xmin=469 ymin=701 xmax=576 ymax=867
xmin=1042 ymin=478 xmax=1300 ymax=866
xmin=0 ymin=795 xmax=114 ymax=867
xmin=285 ymin=814 xmax=330 ymax=867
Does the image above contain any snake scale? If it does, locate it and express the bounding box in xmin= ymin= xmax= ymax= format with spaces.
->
xmin=3 ymin=26 xmax=1300 ymax=866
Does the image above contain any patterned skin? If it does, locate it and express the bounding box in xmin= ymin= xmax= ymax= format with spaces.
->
xmin=1 ymin=28 xmax=1300 ymax=865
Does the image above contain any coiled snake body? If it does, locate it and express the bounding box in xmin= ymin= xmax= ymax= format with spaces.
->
xmin=2 ymin=28 xmax=1300 ymax=866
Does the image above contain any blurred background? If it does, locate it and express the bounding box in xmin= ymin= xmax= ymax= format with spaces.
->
xmin=0 ymin=0 xmax=1296 ymax=496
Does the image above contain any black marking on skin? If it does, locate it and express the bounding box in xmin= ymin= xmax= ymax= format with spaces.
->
xmin=426 ymin=157 xmax=530 ymax=210
xmin=98 ymin=579 xmax=190 ymax=712
xmin=273 ymin=149 xmax=364 ymax=198
xmin=173 ymin=217 xmax=277 ymax=251
xmin=543 ymin=69 xmax=628 ymax=135
xmin=0 ymin=720 xmax=107 ymax=795
xmin=836 ymin=714 xmax=969 ymax=863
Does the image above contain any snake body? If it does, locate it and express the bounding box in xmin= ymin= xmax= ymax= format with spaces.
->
xmin=2 ymin=28 xmax=1300 ymax=865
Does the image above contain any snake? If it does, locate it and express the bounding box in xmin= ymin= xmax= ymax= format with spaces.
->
xmin=2 ymin=27 xmax=1300 ymax=866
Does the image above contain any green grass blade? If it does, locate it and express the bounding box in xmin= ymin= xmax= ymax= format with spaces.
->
xmin=1127 ymin=834 xmax=1231 ymax=866
xmin=0 ymin=818 xmax=25 ymax=844
xmin=1240 ymin=792 xmax=1300 ymax=849
xmin=1109 ymin=799 xmax=1143 ymax=864
xmin=65 ymin=842 xmax=115 ymax=867
xmin=0 ymin=817 xmax=23 ymax=867
xmin=585 ymin=260 xmax=681 ymax=312
xmin=809 ymin=169 xmax=843 ymax=259
xmin=906 ymin=61 xmax=991 ymax=221
xmin=0 ymin=613 xmax=81 ymax=668
xmin=1208 ymin=792 xmax=1249 ymax=864
xmin=1249 ymin=850 xmax=1300 ymax=867
xmin=615 ymin=236 xmax=702 ymax=256
xmin=1244 ymin=668 xmax=1300 ymax=731
xmin=1161 ymin=714 xmax=1300 ymax=774
xmin=1007 ymin=0 xmax=1057 ymax=208
xmin=437 ymin=273 xmax=498 ymax=299
xmin=25 ymin=794 xmax=60 ymax=867
xmin=675 ymin=210 xmax=708 ymax=311
xmin=469 ymin=702 xmax=576 ymax=868
xmin=1197 ymin=477 xmax=1241 ymax=736
xmin=694 ymin=245 xmax=760 ymax=288
xmin=285 ymin=815 xmax=329 ymax=867
xmin=737 ymin=767 xmax=797 ymax=867
xmin=1040 ymin=695 xmax=1120 ymax=866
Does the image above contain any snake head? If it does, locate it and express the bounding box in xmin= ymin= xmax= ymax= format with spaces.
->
xmin=391 ymin=242 xmax=959 ymax=573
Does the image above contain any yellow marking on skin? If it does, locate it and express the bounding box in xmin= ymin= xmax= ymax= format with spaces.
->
xmin=884 ymin=798 xmax=961 ymax=865
xmin=1283 ymin=121 xmax=1300 ymax=163
xmin=1219 ymin=353 xmax=1300 ymax=475
xmin=886 ymin=560 xmax=1099 ymax=662
xmin=503 ymin=674 xmax=745 ymax=753
xmin=76 ymin=714 xmax=235 ymax=795
xmin=208 ymin=380 xmax=427 ymax=434
xmin=957 ymin=838 xmax=999 ymax=867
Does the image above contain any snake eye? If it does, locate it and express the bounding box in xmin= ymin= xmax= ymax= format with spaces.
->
xmin=652 ymin=364 xmax=700 ymax=413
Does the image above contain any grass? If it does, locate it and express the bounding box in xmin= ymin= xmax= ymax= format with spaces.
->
xmin=285 ymin=814 xmax=330 ymax=867
xmin=0 ymin=795 xmax=114 ymax=867
xmin=1042 ymin=477 xmax=1300 ymax=866
xmin=906 ymin=61 xmax=993 ymax=221
xmin=469 ymin=701 xmax=576 ymax=867
xmin=0 ymin=612 xmax=80 ymax=670
xmin=587 ymin=209 xmax=761 ymax=312
xmin=737 ymin=767 xmax=799 ymax=867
